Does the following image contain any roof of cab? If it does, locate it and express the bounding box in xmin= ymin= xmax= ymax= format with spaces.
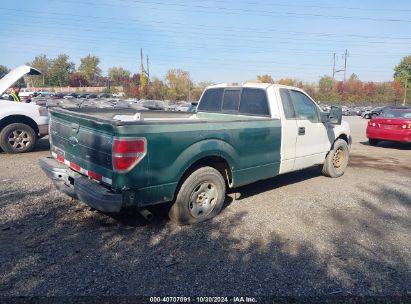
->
xmin=207 ymin=82 xmax=304 ymax=91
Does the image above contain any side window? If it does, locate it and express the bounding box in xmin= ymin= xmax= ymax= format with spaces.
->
xmin=279 ymin=89 xmax=296 ymax=119
xmin=222 ymin=90 xmax=241 ymax=112
xmin=290 ymin=90 xmax=319 ymax=122
xmin=197 ymin=88 xmax=223 ymax=112
xmin=239 ymin=88 xmax=270 ymax=116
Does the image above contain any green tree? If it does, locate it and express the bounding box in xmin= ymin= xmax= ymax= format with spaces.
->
xmin=108 ymin=67 xmax=131 ymax=86
xmin=394 ymin=55 xmax=411 ymax=80
xmin=165 ymin=69 xmax=191 ymax=101
xmin=256 ymin=75 xmax=274 ymax=83
xmin=48 ymin=54 xmax=75 ymax=87
xmin=27 ymin=54 xmax=51 ymax=87
xmin=78 ymin=54 xmax=102 ymax=85
xmin=318 ymin=76 xmax=334 ymax=93
xmin=393 ymin=55 xmax=411 ymax=104
xmin=147 ymin=78 xmax=168 ymax=100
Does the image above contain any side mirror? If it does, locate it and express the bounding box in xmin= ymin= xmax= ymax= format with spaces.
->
xmin=329 ymin=106 xmax=342 ymax=125
xmin=320 ymin=111 xmax=330 ymax=123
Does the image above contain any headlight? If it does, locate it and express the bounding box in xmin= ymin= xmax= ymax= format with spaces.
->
xmin=38 ymin=106 xmax=49 ymax=116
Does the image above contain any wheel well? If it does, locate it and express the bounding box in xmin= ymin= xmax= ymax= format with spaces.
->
xmin=174 ymin=156 xmax=233 ymax=200
xmin=336 ymin=133 xmax=349 ymax=144
xmin=0 ymin=115 xmax=39 ymax=135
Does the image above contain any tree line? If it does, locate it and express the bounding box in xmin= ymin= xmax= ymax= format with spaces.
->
xmin=1 ymin=54 xmax=410 ymax=105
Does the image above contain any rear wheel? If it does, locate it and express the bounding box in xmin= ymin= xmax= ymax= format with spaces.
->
xmin=169 ymin=167 xmax=226 ymax=225
xmin=368 ymin=138 xmax=379 ymax=146
xmin=0 ymin=123 xmax=37 ymax=153
xmin=322 ymin=139 xmax=350 ymax=178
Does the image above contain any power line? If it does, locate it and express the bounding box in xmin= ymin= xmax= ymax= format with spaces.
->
xmin=0 ymin=30 xmax=407 ymax=62
xmin=3 ymin=17 xmax=411 ymax=48
xmin=146 ymin=0 xmax=411 ymax=13
xmin=2 ymin=7 xmax=411 ymax=41
xmin=54 ymin=0 xmax=411 ymax=23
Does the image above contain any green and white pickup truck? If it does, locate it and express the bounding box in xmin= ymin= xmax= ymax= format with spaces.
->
xmin=40 ymin=83 xmax=350 ymax=224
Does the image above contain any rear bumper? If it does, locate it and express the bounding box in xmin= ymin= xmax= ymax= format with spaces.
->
xmin=39 ymin=157 xmax=123 ymax=212
xmin=366 ymin=128 xmax=411 ymax=143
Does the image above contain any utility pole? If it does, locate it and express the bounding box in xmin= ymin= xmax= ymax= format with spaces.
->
xmin=140 ymin=48 xmax=149 ymax=95
xmin=332 ymin=50 xmax=347 ymax=80
xmin=343 ymin=49 xmax=348 ymax=83
xmin=188 ymin=79 xmax=191 ymax=102
xmin=146 ymin=56 xmax=150 ymax=80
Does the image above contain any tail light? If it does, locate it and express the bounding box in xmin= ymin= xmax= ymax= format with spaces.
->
xmin=112 ymin=137 xmax=147 ymax=172
xmin=368 ymin=121 xmax=377 ymax=127
xmin=402 ymin=124 xmax=411 ymax=129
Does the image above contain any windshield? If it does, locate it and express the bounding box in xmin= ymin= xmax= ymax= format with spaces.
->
xmin=380 ymin=108 xmax=411 ymax=119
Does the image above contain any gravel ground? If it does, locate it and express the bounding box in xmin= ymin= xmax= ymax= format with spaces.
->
xmin=0 ymin=116 xmax=410 ymax=297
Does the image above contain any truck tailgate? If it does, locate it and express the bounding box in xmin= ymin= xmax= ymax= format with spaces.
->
xmin=49 ymin=111 xmax=115 ymax=186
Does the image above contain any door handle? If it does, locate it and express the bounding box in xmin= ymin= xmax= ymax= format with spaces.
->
xmin=298 ymin=127 xmax=305 ymax=135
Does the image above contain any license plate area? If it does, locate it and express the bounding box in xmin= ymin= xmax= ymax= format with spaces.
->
xmin=381 ymin=124 xmax=396 ymax=130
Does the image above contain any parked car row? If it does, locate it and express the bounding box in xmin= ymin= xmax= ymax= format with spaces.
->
xmin=30 ymin=96 xmax=198 ymax=113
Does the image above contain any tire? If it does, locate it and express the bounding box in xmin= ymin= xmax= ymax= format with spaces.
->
xmin=322 ymin=139 xmax=350 ymax=178
xmin=368 ymin=138 xmax=379 ymax=146
xmin=169 ymin=166 xmax=226 ymax=225
xmin=0 ymin=123 xmax=37 ymax=153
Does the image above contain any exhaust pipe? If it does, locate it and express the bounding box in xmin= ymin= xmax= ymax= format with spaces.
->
xmin=138 ymin=208 xmax=154 ymax=221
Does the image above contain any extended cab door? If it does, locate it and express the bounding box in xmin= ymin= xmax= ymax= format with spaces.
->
xmin=290 ymin=90 xmax=331 ymax=170
xmin=277 ymin=88 xmax=298 ymax=174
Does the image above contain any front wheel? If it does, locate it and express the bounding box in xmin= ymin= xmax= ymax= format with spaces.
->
xmin=169 ymin=166 xmax=226 ymax=225
xmin=0 ymin=123 xmax=37 ymax=153
xmin=322 ymin=139 xmax=350 ymax=178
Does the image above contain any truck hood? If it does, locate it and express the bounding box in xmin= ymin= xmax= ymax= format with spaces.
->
xmin=0 ymin=65 xmax=41 ymax=96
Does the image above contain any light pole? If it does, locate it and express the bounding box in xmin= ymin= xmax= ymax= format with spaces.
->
xmin=402 ymin=65 xmax=411 ymax=107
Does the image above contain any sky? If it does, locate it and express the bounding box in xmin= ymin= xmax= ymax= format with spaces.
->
xmin=0 ymin=0 xmax=410 ymax=84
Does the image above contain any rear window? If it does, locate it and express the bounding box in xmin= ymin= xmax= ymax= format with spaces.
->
xmin=380 ymin=109 xmax=411 ymax=119
xmin=198 ymin=87 xmax=270 ymax=116
xmin=239 ymin=88 xmax=270 ymax=116
xmin=197 ymin=88 xmax=223 ymax=112
xmin=222 ymin=90 xmax=241 ymax=111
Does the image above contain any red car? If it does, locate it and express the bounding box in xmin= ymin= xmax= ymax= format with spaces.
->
xmin=366 ymin=107 xmax=411 ymax=145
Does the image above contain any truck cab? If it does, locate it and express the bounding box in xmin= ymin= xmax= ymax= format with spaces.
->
xmin=198 ymin=83 xmax=350 ymax=175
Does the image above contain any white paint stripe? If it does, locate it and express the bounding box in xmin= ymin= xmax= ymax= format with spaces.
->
xmin=80 ymin=168 xmax=88 ymax=175
xmin=52 ymin=151 xmax=112 ymax=185
xmin=102 ymin=177 xmax=112 ymax=185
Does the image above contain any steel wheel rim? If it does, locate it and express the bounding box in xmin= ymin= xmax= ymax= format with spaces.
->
xmin=189 ymin=181 xmax=218 ymax=218
xmin=8 ymin=130 xmax=31 ymax=150
xmin=332 ymin=147 xmax=345 ymax=169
